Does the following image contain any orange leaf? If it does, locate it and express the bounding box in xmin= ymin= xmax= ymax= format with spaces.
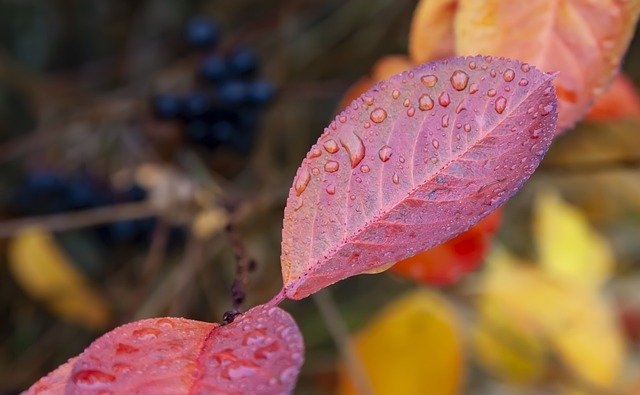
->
xmin=391 ymin=208 xmax=502 ymax=285
xmin=586 ymin=73 xmax=640 ymax=121
xmin=455 ymin=0 xmax=640 ymax=132
xmin=409 ymin=0 xmax=458 ymax=63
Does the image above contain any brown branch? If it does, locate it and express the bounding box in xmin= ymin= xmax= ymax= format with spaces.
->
xmin=0 ymin=201 xmax=158 ymax=238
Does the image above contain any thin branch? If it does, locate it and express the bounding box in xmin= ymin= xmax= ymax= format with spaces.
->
xmin=313 ymin=290 xmax=374 ymax=395
xmin=0 ymin=201 xmax=158 ymax=238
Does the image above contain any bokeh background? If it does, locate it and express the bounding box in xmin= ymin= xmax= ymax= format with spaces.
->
xmin=1 ymin=1 xmax=640 ymax=394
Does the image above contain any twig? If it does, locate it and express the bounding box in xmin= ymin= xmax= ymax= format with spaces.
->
xmin=313 ymin=290 xmax=374 ymax=395
xmin=222 ymin=222 xmax=257 ymax=324
xmin=0 ymin=201 xmax=158 ymax=238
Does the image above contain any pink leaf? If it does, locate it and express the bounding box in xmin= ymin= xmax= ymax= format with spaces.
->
xmin=281 ymin=55 xmax=558 ymax=299
xmin=26 ymin=305 xmax=304 ymax=394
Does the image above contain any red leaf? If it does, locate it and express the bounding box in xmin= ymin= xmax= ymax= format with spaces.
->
xmin=391 ymin=208 xmax=502 ymax=285
xmin=586 ymin=73 xmax=640 ymax=121
xmin=26 ymin=305 xmax=304 ymax=394
xmin=281 ymin=55 xmax=558 ymax=299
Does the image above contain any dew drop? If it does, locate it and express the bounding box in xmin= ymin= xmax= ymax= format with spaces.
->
xmin=518 ymin=78 xmax=529 ymax=86
xmin=132 ymin=327 xmax=161 ymax=340
xmin=421 ymin=74 xmax=438 ymax=87
xmin=468 ymin=61 xmax=477 ymax=70
xmin=469 ymin=83 xmax=479 ymax=94
xmin=490 ymin=69 xmax=497 ymax=78
xmin=531 ymin=127 xmax=543 ymax=138
xmin=464 ymin=123 xmax=471 ymax=132
xmin=438 ymin=92 xmax=450 ymax=107
xmin=503 ymin=69 xmax=515 ymax=82
xmin=340 ymin=132 xmax=366 ymax=168
xmin=309 ymin=148 xmax=322 ymax=158
xmin=338 ymin=115 xmax=347 ymax=123
xmin=311 ymin=167 xmax=320 ymax=176
xmin=521 ymin=63 xmax=531 ymax=72
xmin=450 ymin=70 xmax=469 ymax=91
xmin=378 ymin=145 xmax=393 ymax=162
xmin=495 ymin=96 xmax=507 ymax=114
xmin=407 ymin=107 xmax=416 ymax=117
xmin=432 ymin=139 xmax=440 ymax=149
xmin=403 ymin=98 xmax=410 ymax=107
xmin=363 ymin=96 xmax=374 ymax=106
xmin=360 ymin=165 xmax=370 ymax=173
xmin=157 ymin=318 xmax=175 ymax=328
xmin=294 ymin=166 xmax=311 ymax=196
xmin=72 ymin=370 xmax=116 ymax=388
xmin=418 ymin=94 xmax=434 ymax=111
xmin=430 ymin=157 xmax=439 ymax=164
xmin=370 ymin=108 xmax=388 ymax=123
xmin=323 ymin=139 xmax=339 ymax=154
xmin=326 ymin=184 xmax=336 ymax=195
xmin=541 ymin=104 xmax=553 ymax=116
xmin=116 ymin=343 xmax=139 ymax=355
xmin=441 ymin=115 xmax=450 ymax=127
xmin=324 ymin=161 xmax=339 ymax=173
xmin=364 ymin=121 xmax=371 ymax=129
xmin=455 ymin=99 xmax=466 ymax=114
xmin=487 ymin=89 xmax=497 ymax=97
xmin=392 ymin=90 xmax=400 ymax=99
xmin=392 ymin=173 xmax=400 ymax=184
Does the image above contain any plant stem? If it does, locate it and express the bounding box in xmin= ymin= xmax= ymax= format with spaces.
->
xmin=313 ymin=290 xmax=374 ymax=395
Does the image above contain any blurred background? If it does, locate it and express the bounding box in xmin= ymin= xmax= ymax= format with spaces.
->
xmin=1 ymin=1 xmax=640 ymax=394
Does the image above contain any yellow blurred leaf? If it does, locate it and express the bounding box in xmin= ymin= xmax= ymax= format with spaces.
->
xmin=535 ymin=190 xmax=613 ymax=289
xmin=338 ymin=290 xmax=463 ymax=395
xmin=7 ymin=227 xmax=111 ymax=329
xmin=409 ymin=0 xmax=457 ymax=63
xmin=474 ymin=248 xmax=625 ymax=390
xmin=454 ymin=0 xmax=640 ymax=132
xmin=192 ymin=207 xmax=228 ymax=239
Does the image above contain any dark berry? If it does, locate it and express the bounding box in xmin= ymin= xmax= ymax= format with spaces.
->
xmin=246 ymin=80 xmax=275 ymax=105
xmin=119 ymin=184 xmax=147 ymax=202
xmin=109 ymin=220 xmax=138 ymax=243
xmin=211 ymin=120 xmax=236 ymax=144
xmin=186 ymin=120 xmax=218 ymax=149
xmin=199 ymin=55 xmax=229 ymax=82
xmin=217 ymin=81 xmax=248 ymax=106
xmin=26 ymin=170 xmax=66 ymax=193
xmin=185 ymin=17 xmax=219 ymax=49
xmin=152 ymin=94 xmax=184 ymax=119
xmin=227 ymin=48 xmax=258 ymax=77
xmin=182 ymin=92 xmax=210 ymax=120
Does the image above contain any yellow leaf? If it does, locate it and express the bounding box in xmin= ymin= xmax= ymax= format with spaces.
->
xmin=8 ymin=227 xmax=111 ymax=329
xmin=192 ymin=207 xmax=228 ymax=239
xmin=454 ymin=0 xmax=640 ymax=132
xmin=473 ymin=249 xmax=550 ymax=383
xmin=474 ymin=248 xmax=625 ymax=390
xmin=534 ymin=190 xmax=613 ymax=289
xmin=338 ymin=290 xmax=463 ymax=395
xmin=409 ymin=0 xmax=457 ymax=63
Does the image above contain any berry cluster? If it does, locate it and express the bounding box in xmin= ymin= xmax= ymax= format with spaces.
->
xmin=153 ymin=17 xmax=274 ymax=153
xmin=7 ymin=170 xmax=154 ymax=244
